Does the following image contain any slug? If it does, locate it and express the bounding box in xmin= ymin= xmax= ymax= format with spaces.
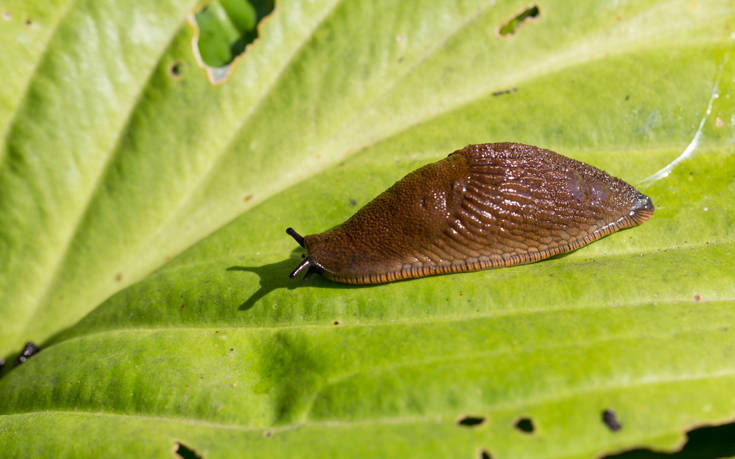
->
xmin=287 ymin=142 xmax=653 ymax=284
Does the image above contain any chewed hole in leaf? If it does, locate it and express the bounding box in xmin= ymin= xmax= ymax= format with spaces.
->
xmin=514 ymin=417 xmax=535 ymax=433
xmin=457 ymin=415 xmax=486 ymax=427
xmin=602 ymin=409 xmax=622 ymax=432
xmin=174 ymin=441 xmax=203 ymax=459
xmin=602 ymin=421 xmax=735 ymax=458
xmin=169 ymin=61 xmax=183 ymax=77
xmin=193 ymin=0 xmax=275 ymax=82
xmin=498 ymin=4 xmax=539 ymax=36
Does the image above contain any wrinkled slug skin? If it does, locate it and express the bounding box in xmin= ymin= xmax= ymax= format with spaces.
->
xmin=300 ymin=143 xmax=654 ymax=284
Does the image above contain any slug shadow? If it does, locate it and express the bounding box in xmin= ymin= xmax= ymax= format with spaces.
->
xmin=227 ymin=257 xmax=360 ymax=311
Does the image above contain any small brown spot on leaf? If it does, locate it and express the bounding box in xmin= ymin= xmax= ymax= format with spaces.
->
xmin=492 ymin=87 xmax=518 ymax=96
xmin=349 ymin=199 xmax=357 ymax=206
xmin=333 ymin=320 xmax=340 ymax=325
xmin=694 ymin=294 xmax=702 ymax=302
xmin=243 ymin=194 xmax=253 ymax=203
xmin=479 ymin=449 xmax=493 ymax=459
xmin=264 ymin=430 xmax=272 ymax=438
xmin=115 ymin=273 xmax=123 ymax=282
xmin=514 ymin=417 xmax=534 ymax=433
xmin=602 ymin=409 xmax=622 ymax=432
xmin=24 ymin=18 xmax=32 ymax=26
xmin=457 ymin=415 xmax=486 ymax=427
xmin=180 ymin=304 xmax=185 ymax=309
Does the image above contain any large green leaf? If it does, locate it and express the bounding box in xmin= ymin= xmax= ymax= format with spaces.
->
xmin=1 ymin=0 xmax=734 ymax=457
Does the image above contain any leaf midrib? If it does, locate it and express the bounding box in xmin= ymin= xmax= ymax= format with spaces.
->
xmin=19 ymin=4 xmax=200 ymax=342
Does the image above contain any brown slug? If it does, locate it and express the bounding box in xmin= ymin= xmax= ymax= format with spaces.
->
xmin=287 ymin=142 xmax=653 ymax=284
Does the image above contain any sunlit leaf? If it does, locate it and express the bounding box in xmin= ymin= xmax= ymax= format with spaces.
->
xmin=1 ymin=0 xmax=734 ymax=457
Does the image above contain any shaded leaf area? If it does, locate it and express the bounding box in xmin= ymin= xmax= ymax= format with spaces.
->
xmin=195 ymin=0 xmax=275 ymax=68
xmin=1 ymin=0 xmax=735 ymax=457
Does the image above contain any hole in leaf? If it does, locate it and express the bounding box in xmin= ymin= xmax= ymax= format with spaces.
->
xmin=498 ymin=5 xmax=539 ymax=36
xmin=479 ymin=449 xmax=493 ymax=459
xmin=169 ymin=61 xmax=183 ymax=77
xmin=2 ymin=11 xmax=11 ymax=21
xmin=514 ymin=417 xmax=534 ymax=433
xmin=174 ymin=441 xmax=203 ymax=459
xmin=193 ymin=0 xmax=275 ymax=78
xmin=457 ymin=415 xmax=486 ymax=427
xmin=602 ymin=409 xmax=622 ymax=432
xmin=602 ymin=420 xmax=735 ymax=458
xmin=14 ymin=342 xmax=40 ymax=367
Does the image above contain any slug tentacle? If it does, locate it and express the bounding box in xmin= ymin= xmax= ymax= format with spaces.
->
xmin=286 ymin=227 xmax=305 ymax=248
xmin=287 ymin=143 xmax=654 ymax=284
xmin=289 ymin=256 xmax=324 ymax=280
xmin=289 ymin=258 xmax=311 ymax=279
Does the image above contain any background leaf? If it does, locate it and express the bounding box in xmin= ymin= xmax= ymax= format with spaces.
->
xmin=1 ymin=0 xmax=734 ymax=457
xmin=195 ymin=0 xmax=274 ymax=68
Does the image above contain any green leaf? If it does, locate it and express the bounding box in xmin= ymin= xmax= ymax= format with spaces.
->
xmin=194 ymin=0 xmax=274 ymax=68
xmin=1 ymin=0 xmax=734 ymax=457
